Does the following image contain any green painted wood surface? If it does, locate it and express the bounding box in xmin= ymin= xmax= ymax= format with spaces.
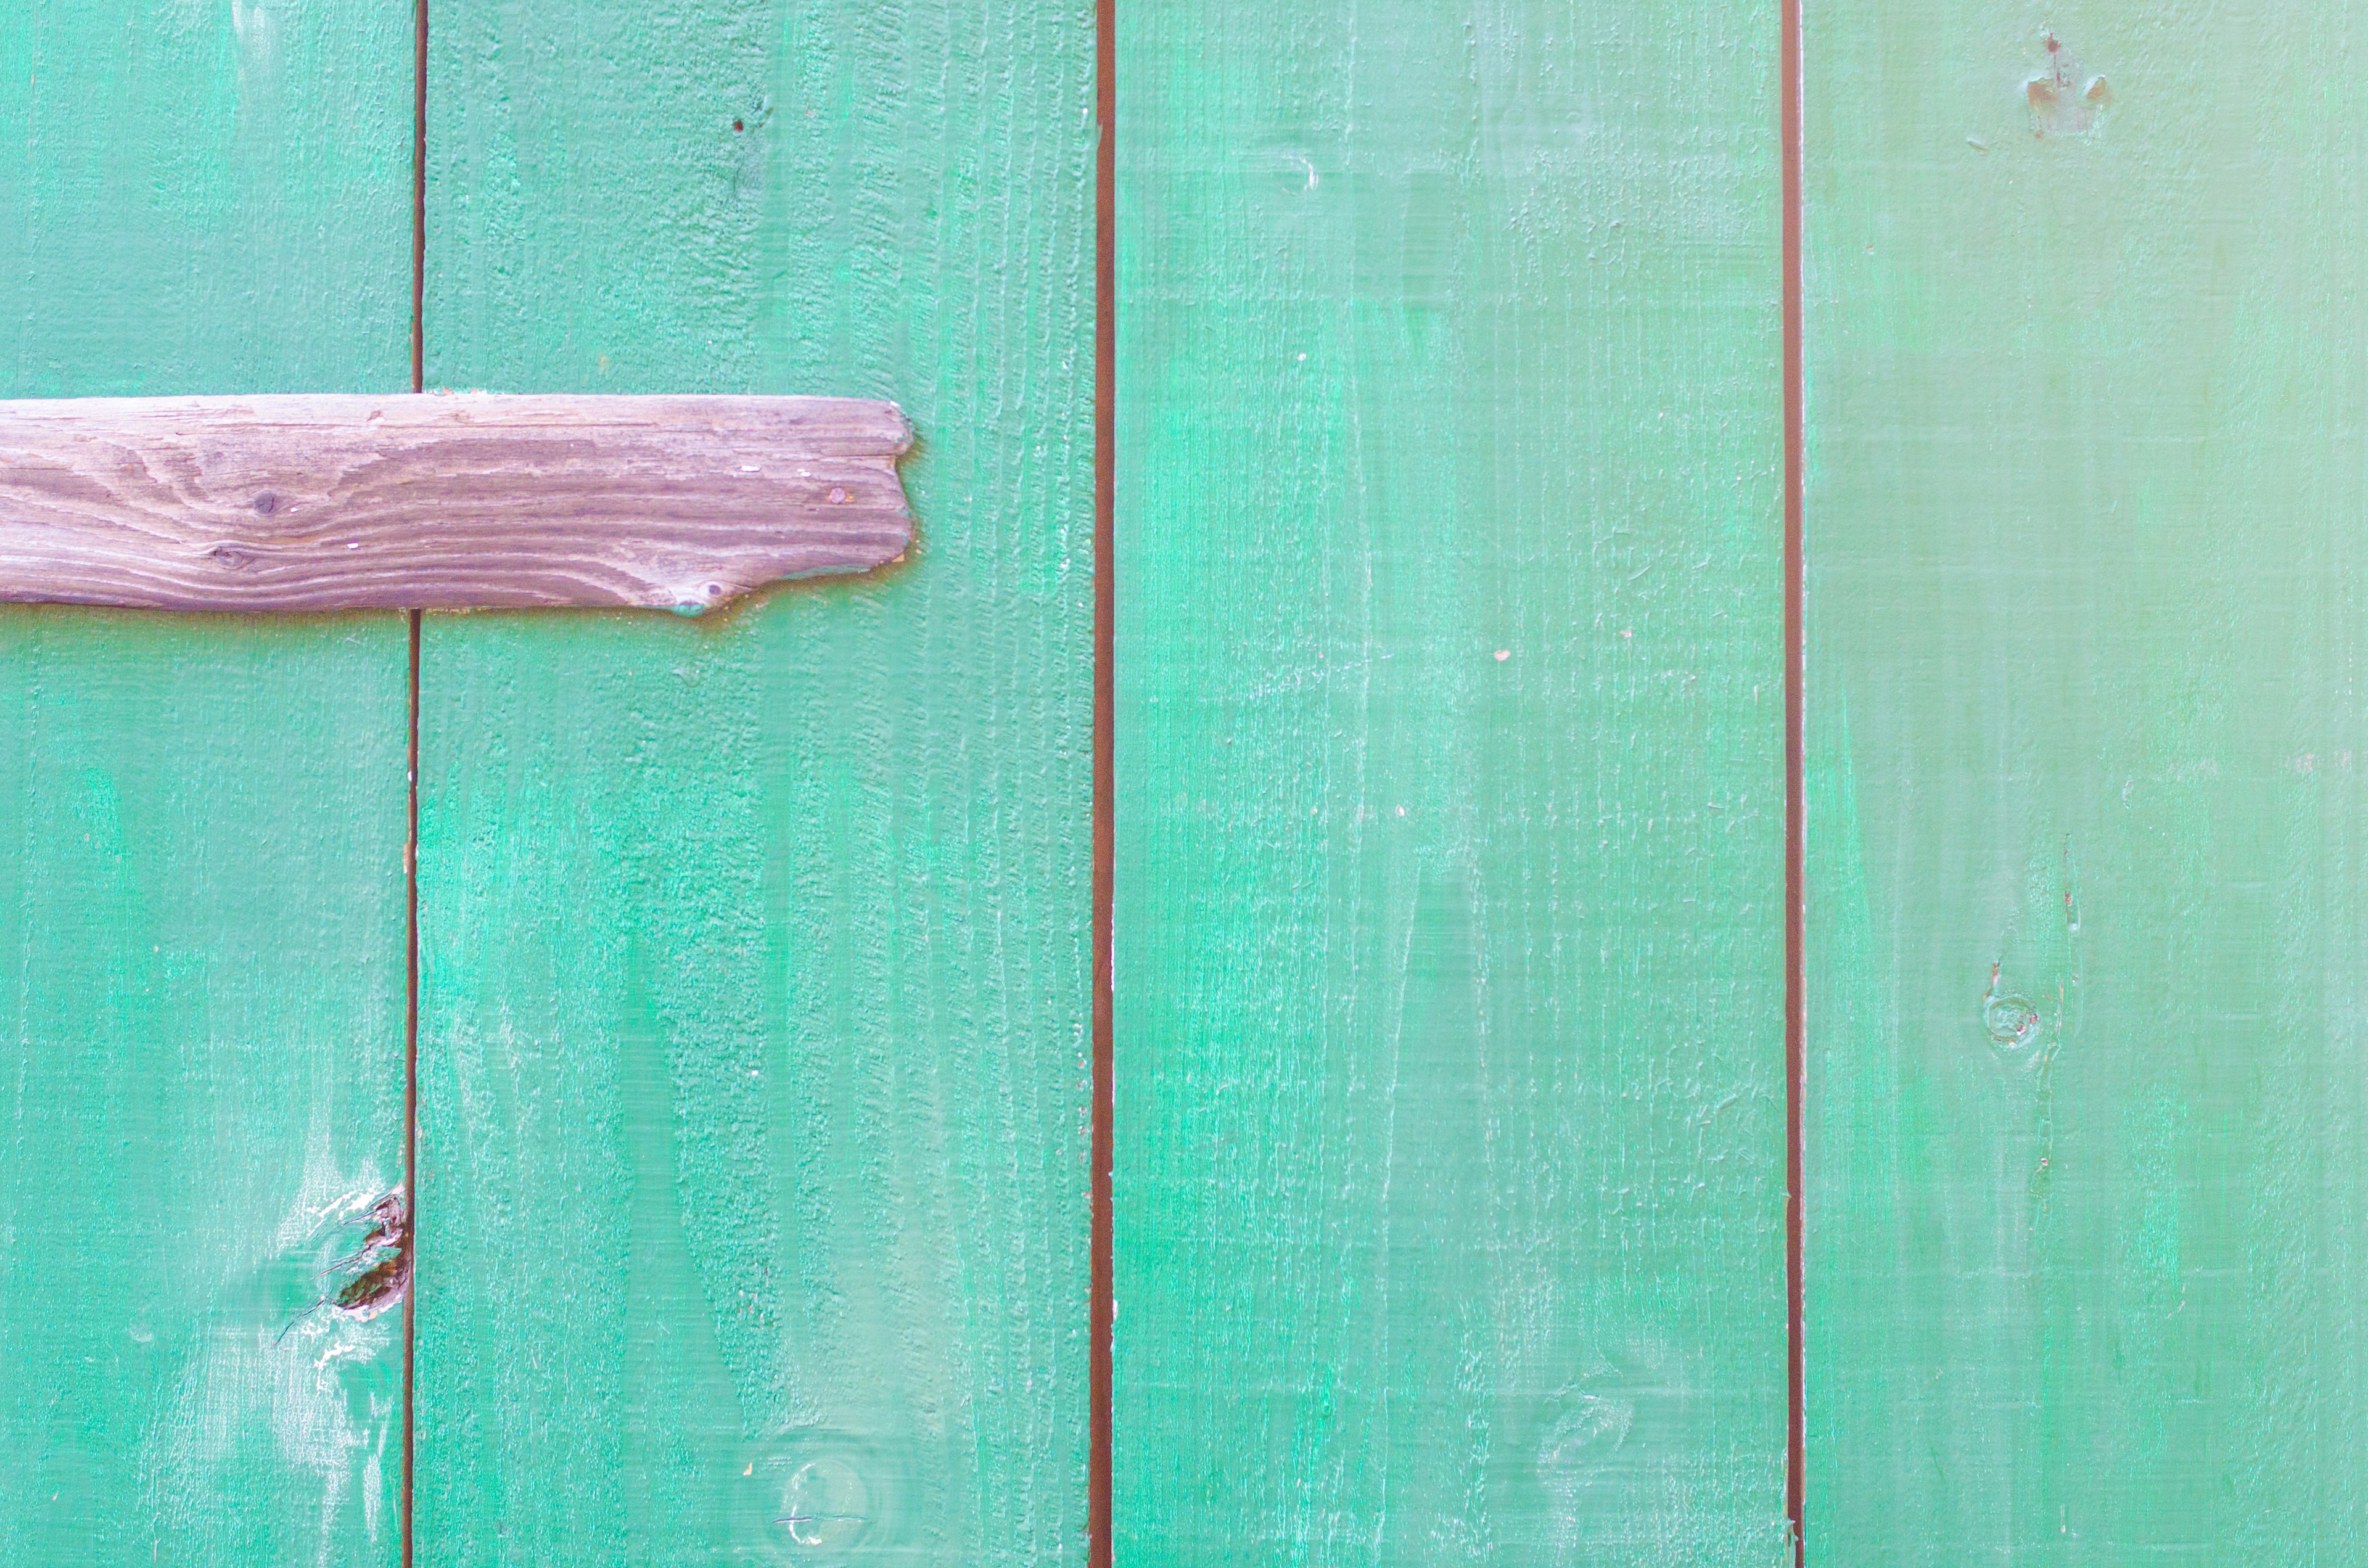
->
xmin=1114 ymin=2 xmax=1789 ymax=1560
xmin=0 ymin=3 xmax=414 ymax=1564
xmin=413 ymin=2 xmax=1094 ymax=1562
xmin=1806 ymin=6 xmax=2368 ymax=1559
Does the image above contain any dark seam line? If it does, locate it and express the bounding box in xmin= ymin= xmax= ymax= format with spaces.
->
xmin=411 ymin=0 xmax=427 ymax=394
xmin=1089 ymin=0 xmax=1116 ymax=1555
xmin=403 ymin=1 xmax=427 ymax=1564
xmin=401 ymin=607 xmax=421 ymax=1568
xmin=1782 ymin=0 xmax=1807 ymax=1557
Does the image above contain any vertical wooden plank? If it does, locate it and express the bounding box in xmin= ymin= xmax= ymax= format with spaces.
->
xmin=413 ymin=1 xmax=1093 ymax=1562
xmin=1807 ymin=5 xmax=2368 ymax=1559
xmin=1114 ymin=1 xmax=1788 ymax=1561
xmin=0 ymin=3 xmax=414 ymax=1564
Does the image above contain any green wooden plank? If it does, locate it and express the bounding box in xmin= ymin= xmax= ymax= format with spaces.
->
xmin=0 ymin=3 xmax=414 ymax=1564
xmin=1114 ymin=2 xmax=1788 ymax=1560
xmin=412 ymin=2 xmax=1093 ymax=1563
xmin=1807 ymin=6 xmax=2368 ymax=1559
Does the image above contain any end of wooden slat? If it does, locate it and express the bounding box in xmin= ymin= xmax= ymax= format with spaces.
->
xmin=0 ymin=393 xmax=917 ymax=611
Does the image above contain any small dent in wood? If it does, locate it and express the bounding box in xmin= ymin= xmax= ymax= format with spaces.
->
xmin=742 ymin=1431 xmax=906 ymax=1554
xmin=1532 ymin=1340 xmax=1692 ymax=1533
xmin=1538 ymin=1394 xmax=1634 ymax=1476
xmin=776 ymin=1458 xmax=870 ymax=1548
xmin=1982 ymin=963 xmax=2041 ymax=1053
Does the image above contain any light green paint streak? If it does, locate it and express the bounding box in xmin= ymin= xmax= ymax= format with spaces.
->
xmin=1807 ymin=4 xmax=2368 ymax=1558
xmin=0 ymin=3 xmax=414 ymax=1564
xmin=413 ymin=2 xmax=1093 ymax=1563
xmin=1114 ymin=1 xmax=1788 ymax=1560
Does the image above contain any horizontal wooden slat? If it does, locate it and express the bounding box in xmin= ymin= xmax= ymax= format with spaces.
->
xmin=0 ymin=393 xmax=912 ymax=610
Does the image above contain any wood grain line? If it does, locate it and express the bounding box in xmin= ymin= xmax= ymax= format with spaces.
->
xmin=0 ymin=393 xmax=911 ymax=610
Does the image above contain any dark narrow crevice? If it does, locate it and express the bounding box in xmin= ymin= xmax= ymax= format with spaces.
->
xmin=411 ymin=0 xmax=427 ymax=396
xmin=1782 ymin=0 xmax=1807 ymax=1558
xmin=401 ymin=607 xmax=421 ymax=1568
xmin=404 ymin=3 xmax=427 ymax=1564
xmin=1090 ymin=0 xmax=1116 ymax=1559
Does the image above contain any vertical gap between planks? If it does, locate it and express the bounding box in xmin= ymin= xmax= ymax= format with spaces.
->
xmin=401 ymin=607 xmax=421 ymax=1568
xmin=1089 ymin=0 xmax=1116 ymax=1553
xmin=410 ymin=0 xmax=427 ymax=395
xmin=1781 ymin=0 xmax=1807 ymax=1554
xmin=403 ymin=0 xmax=427 ymax=1564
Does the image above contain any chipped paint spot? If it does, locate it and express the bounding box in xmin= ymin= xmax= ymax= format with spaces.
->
xmin=2028 ymin=33 xmax=2112 ymax=138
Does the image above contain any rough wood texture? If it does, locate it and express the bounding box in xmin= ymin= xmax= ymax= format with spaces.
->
xmin=411 ymin=0 xmax=1093 ymax=1562
xmin=1116 ymin=0 xmax=1789 ymax=1561
xmin=0 ymin=394 xmax=910 ymax=610
xmin=1807 ymin=5 xmax=2368 ymax=1559
xmin=0 ymin=2 xmax=411 ymax=1564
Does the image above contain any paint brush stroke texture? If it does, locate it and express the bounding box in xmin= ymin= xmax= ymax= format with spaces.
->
xmin=412 ymin=0 xmax=1095 ymax=1562
xmin=0 ymin=2 xmax=414 ymax=1562
xmin=1807 ymin=5 xmax=2368 ymax=1561
xmin=1116 ymin=0 xmax=1790 ymax=1561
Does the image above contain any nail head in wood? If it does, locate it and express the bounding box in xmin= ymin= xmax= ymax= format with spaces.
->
xmin=0 ymin=393 xmax=914 ymax=611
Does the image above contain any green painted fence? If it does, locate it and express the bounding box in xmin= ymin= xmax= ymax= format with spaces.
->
xmin=412 ymin=0 xmax=1093 ymax=1562
xmin=1805 ymin=4 xmax=2368 ymax=1560
xmin=1113 ymin=0 xmax=1788 ymax=1559
xmin=4 ymin=1 xmax=2366 ymax=1564
xmin=0 ymin=4 xmax=413 ymax=1563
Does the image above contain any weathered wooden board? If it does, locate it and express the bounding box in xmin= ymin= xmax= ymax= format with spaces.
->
xmin=409 ymin=0 xmax=1093 ymax=1562
xmin=0 ymin=395 xmax=911 ymax=610
xmin=1115 ymin=0 xmax=1789 ymax=1561
xmin=0 ymin=2 xmax=413 ymax=1564
xmin=1806 ymin=6 xmax=2368 ymax=1559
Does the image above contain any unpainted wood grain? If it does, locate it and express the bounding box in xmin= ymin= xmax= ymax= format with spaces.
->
xmin=413 ymin=0 xmax=1093 ymax=1562
xmin=1807 ymin=4 xmax=2368 ymax=1559
xmin=0 ymin=1 xmax=412 ymax=1564
xmin=0 ymin=394 xmax=910 ymax=610
xmin=1116 ymin=0 xmax=1790 ymax=1561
